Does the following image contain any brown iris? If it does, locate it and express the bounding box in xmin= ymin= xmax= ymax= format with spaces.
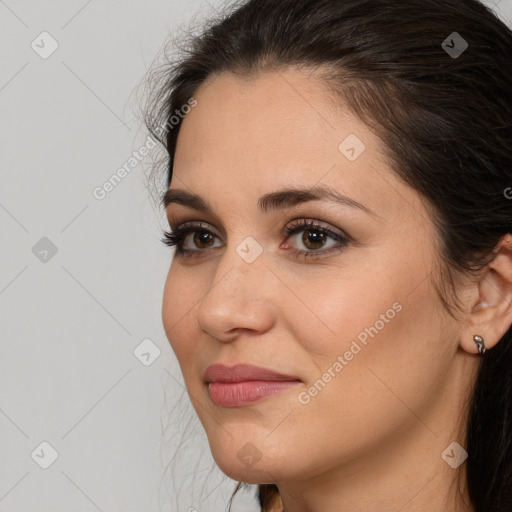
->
xmin=302 ymin=229 xmax=326 ymax=250
xmin=194 ymin=231 xmax=215 ymax=249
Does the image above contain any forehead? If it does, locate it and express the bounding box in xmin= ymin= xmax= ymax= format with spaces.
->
xmin=171 ymin=69 xmax=418 ymax=221
xmin=175 ymin=69 xmax=359 ymax=163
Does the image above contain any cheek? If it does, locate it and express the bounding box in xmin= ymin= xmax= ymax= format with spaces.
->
xmin=162 ymin=265 xmax=199 ymax=367
xmin=284 ymin=249 xmax=446 ymax=405
xmin=294 ymin=265 xmax=445 ymax=418
xmin=275 ymin=262 xmax=405 ymax=358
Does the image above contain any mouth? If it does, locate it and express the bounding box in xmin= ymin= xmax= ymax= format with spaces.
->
xmin=204 ymin=363 xmax=302 ymax=408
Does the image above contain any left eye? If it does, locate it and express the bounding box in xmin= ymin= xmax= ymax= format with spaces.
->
xmin=281 ymin=220 xmax=350 ymax=258
xmin=285 ymin=226 xmax=338 ymax=251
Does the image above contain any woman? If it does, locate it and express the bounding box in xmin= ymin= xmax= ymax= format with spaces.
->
xmin=144 ymin=0 xmax=512 ymax=510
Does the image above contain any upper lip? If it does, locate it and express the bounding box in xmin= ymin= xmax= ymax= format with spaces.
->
xmin=204 ymin=363 xmax=300 ymax=383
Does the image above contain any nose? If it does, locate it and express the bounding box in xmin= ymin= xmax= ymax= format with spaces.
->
xmin=195 ymin=247 xmax=276 ymax=343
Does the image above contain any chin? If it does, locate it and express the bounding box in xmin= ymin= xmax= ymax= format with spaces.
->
xmin=213 ymin=457 xmax=286 ymax=485
xmin=207 ymin=434 xmax=294 ymax=484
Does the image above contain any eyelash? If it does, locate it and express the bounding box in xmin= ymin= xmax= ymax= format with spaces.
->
xmin=161 ymin=219 xmax=351 ymax=261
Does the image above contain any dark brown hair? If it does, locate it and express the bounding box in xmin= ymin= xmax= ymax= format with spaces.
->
xmin=144 ymin=0 xmax=512 ymax=510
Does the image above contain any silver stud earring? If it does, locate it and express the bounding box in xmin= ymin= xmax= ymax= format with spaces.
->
xmin=473 ymin=334 xmax=486 ymax=355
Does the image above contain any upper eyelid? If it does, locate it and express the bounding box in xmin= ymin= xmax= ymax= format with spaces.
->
xmin=172 ymin=218 xmax=349 ymax=241
xmin=287 ymin=218 xmax=349 ymax=237
xmin=168 ymin=218 xmax=230 ymax=238
xmin=172 ymin=220 xmax=224 ymax=239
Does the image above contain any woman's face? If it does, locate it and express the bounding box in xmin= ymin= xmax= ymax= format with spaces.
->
xmin=162 ymin=69 xmax=474 ymax=488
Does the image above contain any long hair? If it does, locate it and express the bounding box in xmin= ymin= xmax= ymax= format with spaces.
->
xmin=143 ymin=1 xmax=512 ymax=510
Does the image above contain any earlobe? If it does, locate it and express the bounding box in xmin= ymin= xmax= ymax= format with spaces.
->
xmin=459 ymin=234 xmax=512 ymax=355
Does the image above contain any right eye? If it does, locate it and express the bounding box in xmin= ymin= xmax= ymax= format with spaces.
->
xmin=161 ymin=222 xmax=222 ymax=256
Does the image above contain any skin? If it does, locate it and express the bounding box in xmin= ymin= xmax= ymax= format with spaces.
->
xmin=161 ymin=68 xmax=512 ymax=512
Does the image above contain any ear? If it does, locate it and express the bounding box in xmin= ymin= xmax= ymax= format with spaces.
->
xmin=460 ymin=234 xmax=512 ymax=355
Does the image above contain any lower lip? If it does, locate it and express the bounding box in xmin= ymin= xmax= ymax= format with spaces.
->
xmin=207 ymin=380 xmax=301 ymax=407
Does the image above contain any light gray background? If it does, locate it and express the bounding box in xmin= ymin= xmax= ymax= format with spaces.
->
xmin=1 ymin=1 xmax=511 ymax=511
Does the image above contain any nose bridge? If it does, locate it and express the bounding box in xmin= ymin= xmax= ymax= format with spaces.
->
xmin=211 ymin=232 xmax=267 ymax=295
xmin=196 ymin=237 xmax=274 ymax=339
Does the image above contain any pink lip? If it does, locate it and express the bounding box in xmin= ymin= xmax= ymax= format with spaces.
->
xmin=204 ymin=364 xmax=301 ymax=407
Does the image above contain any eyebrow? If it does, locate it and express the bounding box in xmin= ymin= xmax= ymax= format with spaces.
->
xmin=161 ymin=185 xmax=374 ymax=216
